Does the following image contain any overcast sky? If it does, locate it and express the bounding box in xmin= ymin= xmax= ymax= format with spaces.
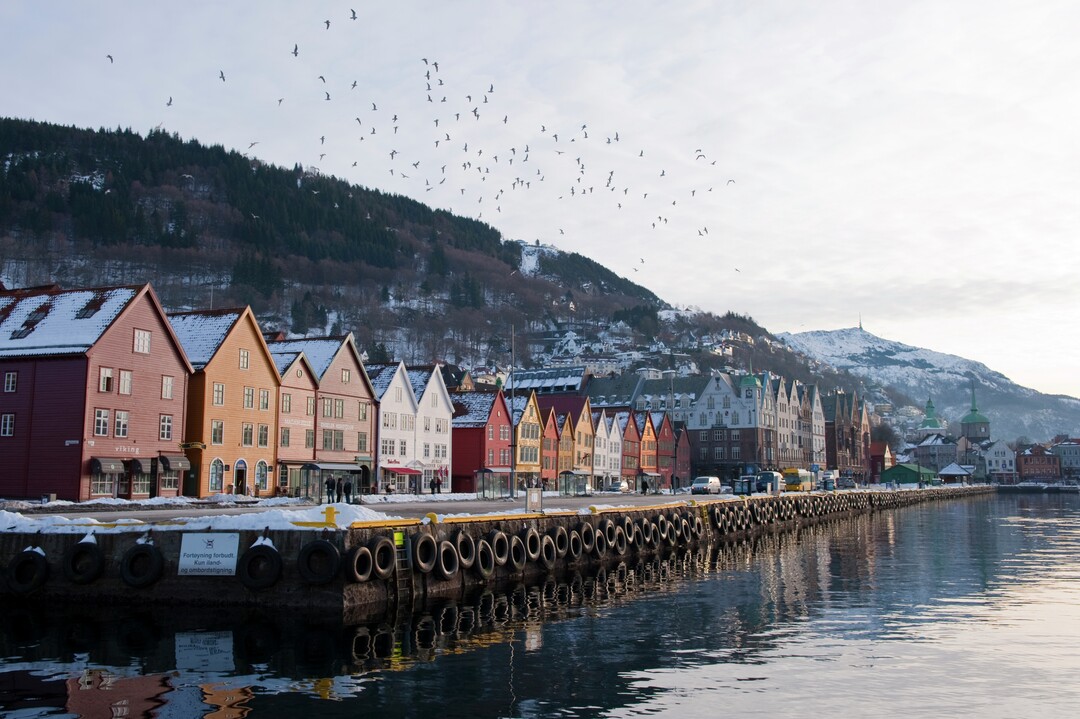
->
xmin=3 ymin=1 xmax=1079 ymax=398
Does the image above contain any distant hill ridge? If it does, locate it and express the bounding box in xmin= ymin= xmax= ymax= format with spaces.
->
xmin=778 ymin=327 xmax=1080 ymax=442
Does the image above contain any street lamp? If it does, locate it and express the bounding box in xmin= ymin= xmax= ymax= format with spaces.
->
xmin=662 ymin=369 xmax=676 ymax=494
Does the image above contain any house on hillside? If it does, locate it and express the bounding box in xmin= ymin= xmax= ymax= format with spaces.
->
xmin=0 ymin=284 xmax=192 ymax=502
xmin=168 ymin=306 xmax=278 ymax=498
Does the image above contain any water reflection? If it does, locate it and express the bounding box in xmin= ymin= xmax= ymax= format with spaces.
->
xmin=3 ymin=494 xmax=1079 ymax=718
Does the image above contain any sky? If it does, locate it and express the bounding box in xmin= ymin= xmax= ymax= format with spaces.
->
xmin=3 ymin=1 xmax=1079 ymax=397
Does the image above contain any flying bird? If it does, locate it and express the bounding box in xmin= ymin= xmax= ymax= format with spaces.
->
xmin=324 ymin=19 xmax=331 ymax=29
xmin=727 ymin=179 xmax=735 ymax=184
xmin=318 ymin=75 xmax=326 ymax=83
xmin=372 ymin=102 xmax=378 ymax=111
xmin=325 ymin=91 xmax=331 ymax=101
xmin=351 ymin=8 xmax=357 ymax=20
xmin=248 ymin=141 xmax=259 ymax=149
xmin=106 ymin=54 xmax=114 ymax=63
xmin=166 ymin=96 xmax=172 ymax=107
xmin=219 ymin=70 xmax=225 ymax=82
xmin=292 ymin=44 xmax=298 ymax=57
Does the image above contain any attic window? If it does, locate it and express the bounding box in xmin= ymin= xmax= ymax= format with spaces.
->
xmin=76 ymin=296 xmax=107 ymax=318
xmin=10 ymin=325 xmax=35 ymax=340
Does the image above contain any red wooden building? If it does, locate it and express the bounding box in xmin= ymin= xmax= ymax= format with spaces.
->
xmin=540 ymin=407 xmax=559 ymax=488
xmin=0 ymin=284 xmax=192 ymax=501
xmin=450 ymin=389 xmax=512 ymax=493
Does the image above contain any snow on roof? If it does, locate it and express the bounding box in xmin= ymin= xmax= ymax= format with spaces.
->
xmin=507 ymin=393 xmax=531 ymax=424
xmin=506 ymin=366 xmax=586 ymax=391
xmin=364 ymin=362 xmax=400 ymax=399
xmin=0 ymin=286 xmax=139 ymax=358
xmin=167 ymin=309 xmax=243 ymax=369
xmin=266 ymin=337 xmax=344 ymax=378
xmin=269 ymin=348 xmax=302 ymax=375
xmin=452 ymin=391 xmax=499 ymax=427
xmin=405 ymin=365 xmax=434 ymax=400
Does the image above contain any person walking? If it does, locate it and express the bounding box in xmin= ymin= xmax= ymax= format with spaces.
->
xmin=335 ymin=476 xmax=343 ymax=503
xmin=430 ymin=476 xmax=437 ymax=495
xmin=324 ymin=475 xmax=335 ymax=504
xmin=343 ymin=477 xmax=353 ymax=504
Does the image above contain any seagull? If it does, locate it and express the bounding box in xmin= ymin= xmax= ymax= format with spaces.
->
xmin=219 ymin=70 xmax=225 ymax=82
xmin=106 ymin=54 xmax=114 ymax=63
xmin=278 ymin=98 xmax=284 ymax=105
xmin=292 ymin=44 xmax=298 ymax=57
xmin=166 ymin=96 xmax=172 ymax=107
xmin=372 ymin=102 xmax=378 ymax=111
xmin=351 ymin=80 xmax=357 ymax=89
xmin=433 ymin=61 xmax=439 ymax=72
xmin=727 ymin=179 xmax=735 ymax=185
xmin=324 ymin=19 xmax=331 ymax=29
xmin=640 ymin=258 xmax=645 ymax=263
xmin=248 ymin=141 xmax=259 ymax=149
xmin=325 ymin=91 xmax=331 ymax=101
xmin=351 ymin=8 xmax=357 ymax=20
xmin=318 ymin=75 xmax=326 ymax=83
xmin=320 ymin=136 xmax=325 ymax=144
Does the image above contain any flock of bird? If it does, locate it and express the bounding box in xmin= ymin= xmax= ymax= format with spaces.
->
xmin=106 ymin=6 xmax=739 ymax=273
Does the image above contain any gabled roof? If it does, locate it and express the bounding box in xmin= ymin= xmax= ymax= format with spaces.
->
xmin=586 ymin=374 xmax=643 ymax=408
xmin=364 ymin=362 xmax=403 ymax=399
xmin=265 ymin=335 xmax=348 ymax=379
xmin=405 ymin=364 xmax=437 ymax=399
xmin=452 ymin=389 xmax=505 ymax=428
xmin=0 ymin=285 xmax=140 ymax=358
xmin=167 ymin=308 xmax=245 ymax=370
xmin=506 ymin=366 xmax=587 ymax=393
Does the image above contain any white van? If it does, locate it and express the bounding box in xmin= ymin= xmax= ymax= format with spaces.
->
xmin=690 ymin=476 xmax=724 ymax=495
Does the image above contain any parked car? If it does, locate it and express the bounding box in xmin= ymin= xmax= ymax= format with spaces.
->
xmin=690 ymin=476 xmax=724 ymax=495
xmin=837 ymin=476 xmax=857 ymax=489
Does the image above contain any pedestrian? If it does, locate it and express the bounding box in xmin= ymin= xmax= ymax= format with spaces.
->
xmin=435 ymin=475 xmax=443 ymax=494
xmin=324 ymin=475 xmax=335 ymax=504
xmin=335 ymin=476 xmax=343 ymax=503
xmin=430 ymin=476 xmax=437 ymax=495
xmin=343 ymin=477 xmax=353 ymax=504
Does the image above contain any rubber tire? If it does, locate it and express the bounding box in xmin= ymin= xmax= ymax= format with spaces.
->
xmin=489 ymin=530 xmax=510 ymax=566
xmin=579 ymin=523 xmax=596 ymax=554
xmin=436 ymin=540 xmax=460 ymax=580
xmin=599 ymin=518 xmax=617 ymax=546
xmin=521 ymin=527 xmax=541 ymax=562
xmin=345 ymin=545 xmax=373 ymax=583
xmin=119 ymin=544 xmax=164 ymax=589
xmin=238 ymin=545 xmax=284 ymax=590
xmin=62 ymin=541 xmax=105 ymax=585
xmin=369 ymin=537 xmax=395 ymax=580
xmin=455 ymin=531 xmax=477 ymax=570
xmin=412 ymin=533 xmax=438 ymax=574
xmin=593 ymin=530 xmax=608 ymax=558
xmin=7 ymin=550 xmax=49 ymax=595
xmin=474 ymin=538 xmax=495 ymax=578
xmin=296 ymin=539 xmax=341 ymax=585
xmin=568 ymin=530 xmax=583 ymax=559
xmin=539 ymin=534 xmax=557 ymax=571
xmin=549 ymin=526 xmax=569 ymax=558
xmin=508 ymin=535 xmax=527 ymax=571
xmin=613 ymin=526 xmax=628 ymax=555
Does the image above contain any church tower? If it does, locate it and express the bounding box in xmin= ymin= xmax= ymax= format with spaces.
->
xmin=960 ymin=380 xmax=991 ymax=442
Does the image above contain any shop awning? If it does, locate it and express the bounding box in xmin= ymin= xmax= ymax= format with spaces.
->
xmin=383 ymin=466 xmax=422 ymax=475
xmin=304 ymin=462 xmax=364 ymax=472
xmin=476 ymin=467 xmax=512 ymax=473
xmin=159 ymin=454 xmax=191 ymax=471
xmin=639 ymin=471 xmax=662 ymax=477
xmin=126 ymin=457 xmax=151 ymax=474
xmin=90 ymin=457 xmax=125 ymax=474
xmin=559 ymin=469 xmax=593 ymax=476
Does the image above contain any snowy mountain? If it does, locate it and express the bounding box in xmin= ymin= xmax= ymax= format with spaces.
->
xmin=777 ymin=327 xmax=1080 ymax=443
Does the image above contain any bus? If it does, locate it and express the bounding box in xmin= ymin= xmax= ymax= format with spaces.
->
xmin=755 ymin=471 xmax=784 ymax=493
xmin=782 ymin=468 xmax=813 ymax=492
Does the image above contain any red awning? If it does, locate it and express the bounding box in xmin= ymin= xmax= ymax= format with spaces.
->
xmin=384 ymin=467 xmax=422 ymax=476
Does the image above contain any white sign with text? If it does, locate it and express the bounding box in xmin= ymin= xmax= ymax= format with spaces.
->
xmin=178 ymin=533 xmax=240 ymax=576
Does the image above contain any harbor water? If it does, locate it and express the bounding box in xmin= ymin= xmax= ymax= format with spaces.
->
xmin=2 ymin=492 xmax=1079 ymax=717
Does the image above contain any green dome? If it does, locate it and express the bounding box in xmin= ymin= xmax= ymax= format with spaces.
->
xmin=740 ymin=373 xmax=761 ymax=389
xmin=961 ymin=409 xmax=990 ymax=425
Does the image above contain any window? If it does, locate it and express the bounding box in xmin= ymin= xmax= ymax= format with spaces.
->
xmin=488 ymin=424 xmax=494 ymax=440
xmin=242 ymin=423 xmax=254 ymax=446
xmin=500 ymin=448 xmax=510 ymax=465
xmin=335 ymin=399 xmax=344 ymax=418
xmin=382 ymin=438 xmax=395 ymax=456
xmin=90 ymin=472 xmax=115 ymax=496
xmin=424 ymin=416 xmax=431 ymax=431
xmin=488 ymin=449 xmax=495 ymax=464
xmin=256 ymin=461 xmax=269 ymax=491
xmin=424 ymin=443 xmax=431 ymax=458
xmin=500 ymin=425 xmax=510 ymax=440
xmin=114 ymin=410 xmax=129 ymax=438
xmin=159 ymin=414 xmax=173 ymax=441
xmin=699 ymin=430 xmax=708 ymax=442
xmin=714 ymin=429 xmax=724 ymax=441
xmin=401 ymin=415 xmax=414 ymax=431
xmin=99 ymin=367 xmax=114 ymax=392
xmin=213 ymin=383 xmax=225 ymax=406
xmin=94 ymin=409 xmax=109 ymax=436
xmin=383 ymin=412 xmax=397 ymax=429
xmin=244 ymin=387 xmax=255 ymax=409
xmin=432 ymin=393 xmax=438 ymax=407
xmin=714 ymin=447 xmax=725 ymax=460
xmin=280 ymin=427 xmax=290 ymax=447
xmin=209 ymin=459 xmax=224 ymax=492
xmin=322 ymin=397 xmax=333 ymax=417
xmin=161 ymin=375 xmax=173 ymax=400
xmin=307 ymin=396 xmax=316 ymax=416
xmin=395 ymin=387 xmax=403 ymax=402
xmin=0 ymin=413 xmax=13 ymax=436
xmin=260 ymin=389 xmax=270 ymax=411
xmin=211 ymin=420 xmax=224 ymax=444
xmin=258 ymin=424 xmax=269 ymax=447
xmin=731 ymin=429 xmax=740 ymax=441
xmin=732 ymin=446 xmax=741 ymax=460
xmin=239 ymin=348 xmax=250 ymax=369
xmin=282 ymin=393 xmax=292 ymax=413
xmin=699 ymin=447 xmax=708 ymax=460
xmin=119 ymin=370 xmax=132 ymax=395
xmin=133 ymin=329 xmax=151 ymax=354
xmin=435 ymin=418 xmax=447 ymax=433
xmin=3 ymin=372 xmax=16 ymax=393
xmin=131 ymin=472 xmax=151 ymax=495
xmin=305 ymin=429 xmax=315 ymax=449
xmin=358 ymin=402 xmax=368 ymax=421
xmin=342 ymin=368 xmax=351 ymax=383
xmin=160 ymin=470 xmax=179 ymax=491
xmin=399 ymin=439 xmax=407 ymax=456
xmin=357 ymin=432 xmax=368 ymax=452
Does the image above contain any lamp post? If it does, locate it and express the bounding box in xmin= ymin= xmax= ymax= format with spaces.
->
xmin=663 ymin=369 xmax=676 ymax=495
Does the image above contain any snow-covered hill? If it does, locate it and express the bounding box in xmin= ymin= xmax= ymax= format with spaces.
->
xmin=778 ymin=327 xmax=1080 ymax=442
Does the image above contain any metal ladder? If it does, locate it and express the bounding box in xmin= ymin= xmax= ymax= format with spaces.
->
xmin=392 ymin=530 xmax=415 ymax=649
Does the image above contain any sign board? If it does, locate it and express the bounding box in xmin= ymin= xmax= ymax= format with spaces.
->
xmin=174 ymin=631 xmax=235 ymax=672
xmin=178 ymin=533 xmax=240 ymax=576
xmin=526 ymin=487 xmax=543 ymax=512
